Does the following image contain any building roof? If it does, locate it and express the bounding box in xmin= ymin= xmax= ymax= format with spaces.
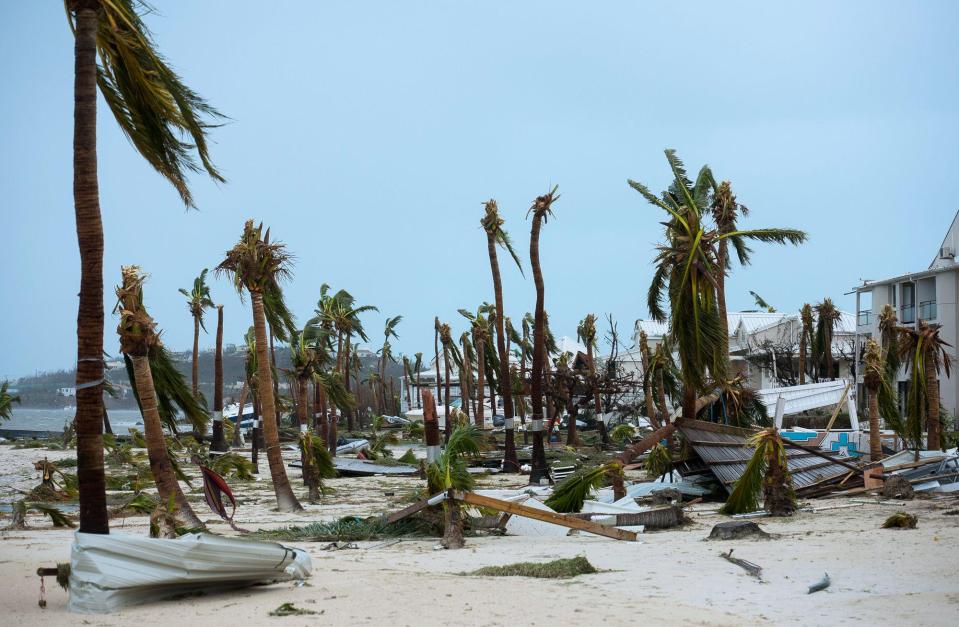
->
xmin=633 ymin=319 xmax=670 ymax=339
xmin=749 ymin=311 xmax=855 ymax=336
xmin=554 ymin=336 xmax=588 ymax=356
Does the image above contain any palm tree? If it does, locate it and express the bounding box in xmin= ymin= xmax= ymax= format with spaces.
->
xmin=438 ymin=322 xmax=455 ymax=441
xmin=114 ymin=266 xmax=203 ymax=528
xmin=798 ymin=304 xmax=813 ymax=385
xmin=413 ymin=352 xmax=424 ymax=409
xmin=379 ymin=316 xmax=402 ymax=414
xmin=720 ymin=427 xmax=796 ymax=516
xmin=577 ymin=313 xmax=609 ymax=445
xmin=461 ymin=308 xmax=492 ymax=429
xmin=814 ymin=298 xmax=841 ymax=380
xmin=288 ymin=326 xmax=322 ymax=501
xmin=863 ymin=338 xmax=895 ymax=460
xmin=898 ymin=321 xmax=952 ymax=451
xmin=0 ymin=381 xmax=21 ymax=422
xmin=179 ymin=269 xmax=215 ymax=400
xmin=210 ymin=305 xmax=228 ymax=452
xmin=528 ymin=187 xmax=558 ymax=483
xmin=638 ymin=331 xmax=658 ymax=429
xmin=427 ymin=423 xmax=484 ymax=549
xmin=458 ymin=332 xmax=474 ymax=419
xmin=623 ymin=150 xmax=791 ymax=458
xmin=434 ymin=317 xmax=442 ymax=413
xmin=481 ymin=199 xmax=524 ymax=471
xmin=402 ymin=355 xmax=415 ymax=411
xmin=66 ymin=0 xmax=223 ymax=535
xmin=216 ymin=221 xmax=302 ymax=512
xmin=710 ymin=180 xmax=806 ymax=359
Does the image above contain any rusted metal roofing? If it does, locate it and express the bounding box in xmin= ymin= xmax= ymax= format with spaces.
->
xmin=678 ymin=420 xmax=852 ymax=494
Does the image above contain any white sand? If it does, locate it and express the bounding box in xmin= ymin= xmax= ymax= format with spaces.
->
xmin=2 ymin=444 xmax=958 ymax=625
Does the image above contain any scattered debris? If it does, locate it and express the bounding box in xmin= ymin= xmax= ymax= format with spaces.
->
xmin=269 ymin=602 xmax=319 ymax=616
xmin=807 ymin=573 xmax=831 ymax=594
xmin=720 ymin=549 xmax=762 ymax=580
xmin=463 ymin=556 xmax=598 ymax=579
xmin=708 ymin=521 xmax=770 ymax=541
xmin=882 ymin=512 xmax=918 ymax=529
xmin=882 ymin=476 xmax=914 ymax=500
xmin=322 ymin=541 xmax=359 ymax=551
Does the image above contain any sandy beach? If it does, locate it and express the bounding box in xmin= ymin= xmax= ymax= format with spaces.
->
xmin=2 ymin=445 xmax=958 ymax=626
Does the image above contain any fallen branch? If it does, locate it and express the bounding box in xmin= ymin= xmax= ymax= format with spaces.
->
xmin=720 ymin=549 xmax=762 ymax=579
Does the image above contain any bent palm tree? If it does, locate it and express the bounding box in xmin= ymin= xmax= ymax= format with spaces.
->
xmin=66 ymin=0 xmax=223 ymax=534
xmin=115 ymin=266 xmax=203 ymax=528
xmin=481 ymin=199 xmax=524 ymax=472
xmin=217 ymin=221 xmax=302 ymax=512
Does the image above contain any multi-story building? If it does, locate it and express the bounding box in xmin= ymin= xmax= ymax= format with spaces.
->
xmin=854 ymin=210 xmax=959 ymax=419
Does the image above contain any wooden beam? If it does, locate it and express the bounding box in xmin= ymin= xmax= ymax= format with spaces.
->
xmin=455 ymin=491 xmax=638 ymax=541
xmin=382 ymin=492 xmax=444 ymax=524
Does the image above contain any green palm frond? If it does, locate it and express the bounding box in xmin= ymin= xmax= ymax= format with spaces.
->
xmin=609 ymin=423 xmax=635 ymax=444
xmin=0 ymin=380 xmax=22 ymax=422
xmin=68 ymin=0 xmax=225 ymax=208
xmin=544 ymin=462 xmax=618 ymax=513
xmin=29 ymin=502 xmax=76 ymax=528
xmin=720 ymin=428 xmax=795 ymax=515
xmin=645 ymin=443 xmax=672 ymax=479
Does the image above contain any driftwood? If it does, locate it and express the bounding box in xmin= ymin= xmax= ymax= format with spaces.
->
xmin=807 ymin=573 xmax=831 ymax=594
xmin=720 ymin=549 xmax=762 ymax=580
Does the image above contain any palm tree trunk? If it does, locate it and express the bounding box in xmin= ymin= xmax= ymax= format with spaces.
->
xmin=459 ymin=338 xmax=470 ymax=421
xmin=799 ymin=331 xmax=807 ymax=385
xmin=343 ymin=339 xmax=355 ymax=431
xmin=251 ymin=393 xmax=261 ymax=473
xmin=317 ymin=383 xmax=329 ymax=444
xmin=102 ymin=406 xmax=113 ymax=435
xmin=191 ymin=314 xmax=200 ymax=398
xmin=565 ymin=385 xmax=579 ymax=446
xmin=476 ymin=337 xmax=486 ymax=429
xmin=73 ymin=3 xmax=109 ymax=535
xmin=716 ymin=239 xmax=729 ymax=356
xmin=487 ymin=228 xmax=517 ymax=470
xmin=926 ymin=356 xmax=941 ymax=450
xmin=868 ymin=382 xmax=882 ymax=460
xmin=587 ymin=344 xmax=610 ymax=445
xmin=297 ymin=374 xmax=319 ymax=501
xmin=251 ymin=292 xmax=302 ymax=511
xmin=131 ymin=354 xmax=203 ymax=528
xmin=529 ymin=214 xmax=548 ymax=484
xmin=656 ymin=367 xmax=669 ymax=426
xmin=211 ymin=306 xmax=228 ymax=452
xmin=434 ymin=319 xmax=442 ymax=409
xmin=443 ymin=348 xmax=452 ymax=442
xmin=640 ymin=340 xmax=658 ymax=429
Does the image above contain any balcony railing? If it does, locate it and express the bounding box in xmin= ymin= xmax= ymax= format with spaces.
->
xmin=901 ymin=304 xmax=915 ymax=324
xmin=857 ymin=311 xmax=872 ymax=326
xmin=919 ymin=300 xmax=937 ymax=321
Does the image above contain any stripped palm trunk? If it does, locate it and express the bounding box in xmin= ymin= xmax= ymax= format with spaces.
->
xmin=297 ymin=373 xmax=318 ymax=501
xmin=586 ymin=341 xmax=609 ymax=446
xmin=434 ymin=318 xmax=442 ymax=412
xmin=211 ymin=306 xmax=228 ymax=452
xmin=422 ymin=389 xmax=441 ymax=464
xmin=131 ymin=355 xmax=204 ymax=528
xmin=486 ymin=211 xmax=518 ymax=469
xmin=640 ymin=332 xmax=659 ymax=429
xmin=475 ymin=332 xmax=486 ymax=429
xmin=191 ymin=311 xmax=200 ymax=399
xmin=926 ymin=355 xmax=941 ymax=450
xmin=528 ymin=191 xmax=555 ymax=484
xmin=72 ymin=1 xmax=109 ymax=535
xmin=343 ymin=338 xmax=354 ymax=431
xmin=459 ymin=334 xmax=471 ymax=421
xmin=251 ymin=292 xmax=302 ymax=512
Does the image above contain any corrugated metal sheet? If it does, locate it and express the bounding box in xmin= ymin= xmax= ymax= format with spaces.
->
xmin=679 ymin=420 xmax=851 ymax=494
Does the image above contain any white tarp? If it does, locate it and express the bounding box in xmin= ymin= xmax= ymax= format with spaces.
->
xmin=68 ymin=532 xmax=311 ymax=614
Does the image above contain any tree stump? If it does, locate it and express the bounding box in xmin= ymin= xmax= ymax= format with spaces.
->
xmin=651 ymin=488 xmax=682 ymax=506
xmin=882 ymin=475 xmax=914 ymax=500
xmin=708 ymin=520 xmax=770 ymax=540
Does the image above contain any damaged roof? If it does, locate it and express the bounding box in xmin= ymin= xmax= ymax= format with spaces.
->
xmin=678 ymin=420 xmax=852 ymax=494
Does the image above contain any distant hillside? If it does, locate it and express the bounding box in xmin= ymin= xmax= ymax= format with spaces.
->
xmin=12 ymin=345 xmax=407 ymax=409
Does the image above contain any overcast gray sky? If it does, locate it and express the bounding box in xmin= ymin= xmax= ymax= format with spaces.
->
xmin=2 ymin=1 xmax=957 ymax=379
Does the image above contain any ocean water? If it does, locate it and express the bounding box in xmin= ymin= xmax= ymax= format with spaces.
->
xmin=2 ymin=408 xmax=145 ymax=433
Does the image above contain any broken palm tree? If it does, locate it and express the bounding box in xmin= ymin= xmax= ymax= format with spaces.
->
xmin=545 ymin=462 xmax=625 ymax=513
xmin=427 ymin=423 xmax=485 ymax=549
xmin=720 ymin=427 xmax=796 ymax=516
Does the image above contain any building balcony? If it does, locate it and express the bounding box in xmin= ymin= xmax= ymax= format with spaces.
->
xmin=857 ymin=311 xmax=872 ymax=326
xmin=919 ymin=300 xmax=937 ymax=321
xmin=901 ymin=304 xmax=915 ymax=324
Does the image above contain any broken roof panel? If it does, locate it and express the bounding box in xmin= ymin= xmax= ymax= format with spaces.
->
xmin=678 ymin=420 xmax=852 ymax=494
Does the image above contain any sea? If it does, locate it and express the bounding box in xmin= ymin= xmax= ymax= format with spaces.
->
xmin=2 ymin=408 xmax=145 ymax=434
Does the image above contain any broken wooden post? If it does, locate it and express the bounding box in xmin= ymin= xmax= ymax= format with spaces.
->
xmin=422 ymin=389 xmax=441 ymax=464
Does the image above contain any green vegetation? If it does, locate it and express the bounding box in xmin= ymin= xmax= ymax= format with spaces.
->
xmin=463 ymin=556 xmax=598 ymax=579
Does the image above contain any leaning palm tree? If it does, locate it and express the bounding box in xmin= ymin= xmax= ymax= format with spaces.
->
xmin=813 ymin=298 xmax=841 ymax=380
xmin=720 ymin=427 xmax=796 ymax=516
xmin=527 ymin=187 xmax=559 ymax=483
xmin=66 ymin=0 xmax=224 ymax=534
xmin=798 ymin=304 xmax=813 ymax=385
xmin=114 ymin=266 xmax=203 ymax=528
xmin=179 ymin=269 xmax=215 ymax=400
xmin=0 ymin=381 xmax=21 ymax=422
xmin=710 ymin=180 xmax=806 ymax=360
xmin=898 ymin=321 xmax=952 ymax=451
xmin=481 ymin=199 xmax=524 ymax=472
xmin=216 ymin=221 xmax=302 ymax=512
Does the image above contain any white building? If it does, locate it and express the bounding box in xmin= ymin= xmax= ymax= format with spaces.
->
xmin=854 ymin=210 xmax=959 ymax=419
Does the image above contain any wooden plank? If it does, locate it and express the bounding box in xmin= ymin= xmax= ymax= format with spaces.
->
xmin=781 ymin=439 xmax=863 ymax=473
xmin=382 ymin=493 xmax=442 ymax=524
xmin=456 ymin=491 xmax=638 ymax=541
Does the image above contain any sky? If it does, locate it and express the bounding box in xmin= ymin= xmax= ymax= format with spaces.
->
xmin=2 ymin=1 xmax=958 ymax=379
